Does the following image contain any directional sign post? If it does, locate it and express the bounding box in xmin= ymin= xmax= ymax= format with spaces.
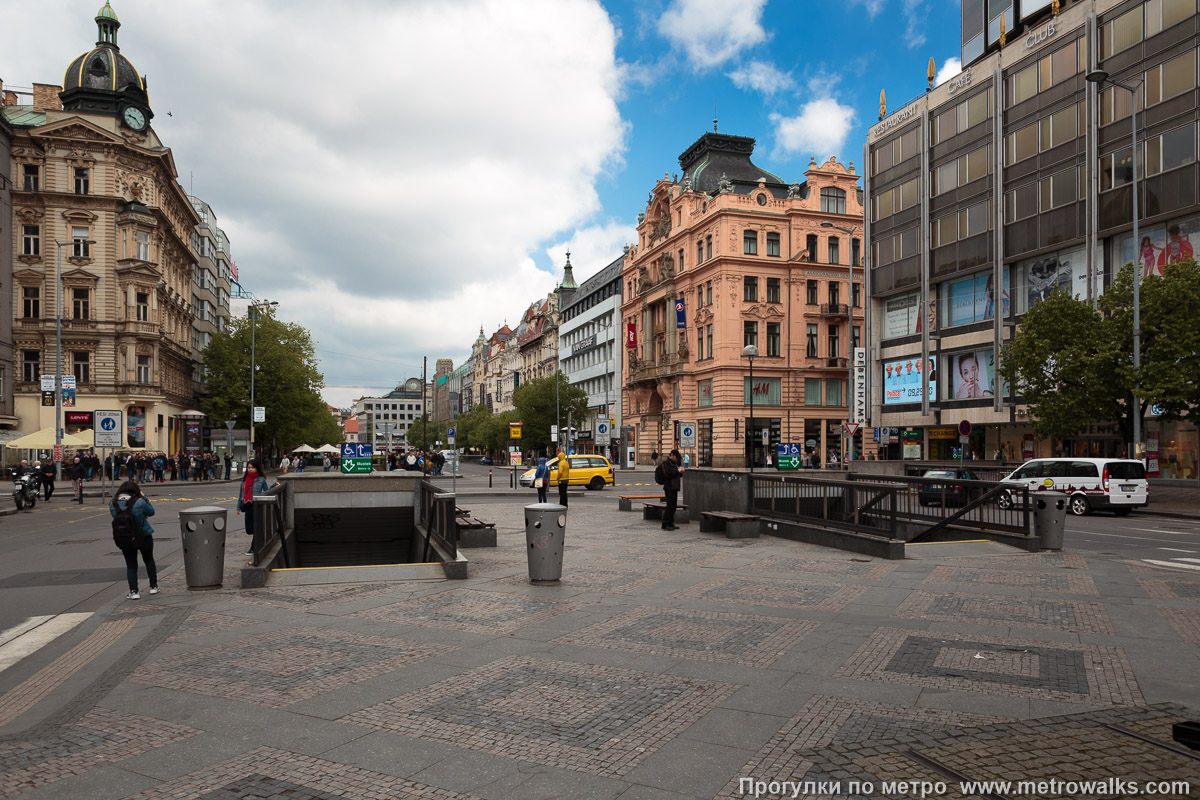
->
xmin=679 ymin=423 xmax=696 ymax=449
xmin=776 ymin=443 xmax=803 ymax=470
xmin=340 ymin=442 xmax=373 ymax=474
xmin=95 ymin=410 xmax=123 ymax=448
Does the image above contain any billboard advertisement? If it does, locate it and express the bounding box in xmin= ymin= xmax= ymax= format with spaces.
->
xmin=947 ymin=349 xmax=1009 ymax=399
xmin=882 ymin=357 xmax=935 ymax=405
xmin=127 ymin=405 xmax=145 ymax=448
xmin=883 ymin=290 xmax=937 ymax=338
xmin=1015 ymin=245 xmax=1095 ymax=313
xmin=1117 ymin=216 xmax=1200 ymax=278
xmin=943 ymin=269 xmax=1009 ymax=327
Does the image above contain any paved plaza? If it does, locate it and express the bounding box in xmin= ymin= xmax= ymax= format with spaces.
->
xmin=0 ymin=491 xmax=1198 ymax=799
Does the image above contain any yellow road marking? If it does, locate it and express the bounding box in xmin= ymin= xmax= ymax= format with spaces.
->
xmin=905 ymin=539 xmax=991 ymax=545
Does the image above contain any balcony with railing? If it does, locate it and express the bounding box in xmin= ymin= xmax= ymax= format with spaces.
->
xmin=816 ymin=302 xmax=849 ymax=317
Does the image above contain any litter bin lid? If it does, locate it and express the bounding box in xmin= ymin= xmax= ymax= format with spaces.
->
xmin=525 ymin=503 xmax=566 ymax=511
xmin=180 ymin=505 xmax=227 ymax=514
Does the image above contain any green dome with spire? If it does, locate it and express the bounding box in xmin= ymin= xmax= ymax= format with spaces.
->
xmin=97 ymin=1 xmax=118 ymax=21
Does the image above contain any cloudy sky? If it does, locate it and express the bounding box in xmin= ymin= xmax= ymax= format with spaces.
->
xmin=2 ymin=0 xmax=960 ymax=409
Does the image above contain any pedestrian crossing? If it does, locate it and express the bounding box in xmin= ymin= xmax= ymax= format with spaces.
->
xmin=1141 ymin=557 xmax=1200 ymax=572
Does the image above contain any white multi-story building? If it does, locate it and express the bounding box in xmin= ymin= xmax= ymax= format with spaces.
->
xmin=352 ymin=378 xmax=424 ymax=449
xmin=559 ymin=253 xmax=624 ymax=460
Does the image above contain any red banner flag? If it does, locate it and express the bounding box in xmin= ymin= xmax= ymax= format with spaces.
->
xmin=626 ymin=322 xmax=637 ymax=349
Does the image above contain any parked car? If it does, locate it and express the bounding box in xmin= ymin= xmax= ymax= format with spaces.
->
xmin=520 ymin=455 xmax=614 ymax=490
xmin=917 ymin=468 xmax=981 ymax=506
xmin=995 ymin=458 xmax=1148 ymax=516
xmin=480 ymin=456 xmax=493 ymax=465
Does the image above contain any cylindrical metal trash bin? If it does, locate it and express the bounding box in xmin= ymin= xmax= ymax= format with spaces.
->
xmin=179 ymin=505 xmax=228 ymax=589
xmin=1032 ymin=492 xmax=1067 ymax=550
xmin=524 ymin=502 xmax=566 ymax=584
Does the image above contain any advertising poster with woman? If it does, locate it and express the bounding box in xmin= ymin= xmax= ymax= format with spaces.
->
xmin=949 ymin=350 xmax=1009 ymax=399
xmin=127 ymin=405 xmax=145 ymax=448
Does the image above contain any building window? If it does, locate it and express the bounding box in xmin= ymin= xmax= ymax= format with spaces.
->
xmin=851 ymin=238 xmax=860 ymax=265
xmin=137 ymin=355 xmax=151 ymax=384
xmin=1146 ymin=121 xmax=1198 ymax=176
xmin=22 ymin=286 xmax=40 ymax=318
xmin=744 ymin=321 xmax=758 ymax=348
xmin=805 ymin=377 xmax=822 ymax=405
xmin=22 ymin=225 xmax=40 ymax=256
xmin=72 ymin=227 xmax=91 ymax=258
xmin=853 ymin=282 xmax=861 ymax=308
xmin=765 ymin=232 xmax=780 ymax=257
xmin=73 ymin=168 xmax=90 ymax=195
xmin=136 ymin=291 xmax=150 ymax=321
xmin=743 ymin=230 xmax=757 ymax=255
xmin=743 ymin=276 xmax=757 ymax=302
xmin=828 ymin=282 xmax=840 ymax=306
xmin=22 ymin=164 xmax=39 ymax=191
xmin=932 ymin=87 xmax=995 ymax=143
xmin=767 ymin=278 xmax=780 ymax=303
xmin=1039 ymin=165 xmax=1081 ymax=211
xmin=873 ymin=178 xmax=918 ymax=220
xmin=826 ymin=379 xmax=843 ymax=406
xmin=828 ymin=237 xmax=840 ymax=265
xmin=766 ymin=323 xmax=780 ymax=356
xmin=696 ymin=327 xmax=704 ymax=359
xmin=72 ymin=351 xmax=90 ymax=384
xmin=806 ymin=280 xmax=818 ymax=305
xmin=828 ymin=325 xmax=840 ymax=359
xmin=706 ymin=324 xmax=713 ymax=357
xmin=853 ymin=325 xmax=862 ymax=351
xmin=22 ymin=350 xmax=40 ymax=383
xmin=72 ymin=288 xmax=90 ymax=319
xmin=820 ymin=187 xmax=847 ymax=214
xmin=806 ymin=324 xmax=818 ymax=357
xmin=136 ymin=231 xmax=150 ymax=261
xmin=1101 ymin=4 xmax=1143 ymax=59
xmin=933 ymin=143 xmax=991 ymax=195
xmin=807 ymin=234 xmax=818 ymax=262
xmin=697 ymin=240 xmax=703 ymax=264
xmin=706 ymin=280 xmax=712 ymax=306
xmin=696 ymin=286 xmax=703 ymax=311
xmin=705 ymin=236 xmax=712 ymax=260
xmin=1146 ymin=50 xmax=1197 ymax=107
xmin=873 ymin=128 xmax=920 ymax=174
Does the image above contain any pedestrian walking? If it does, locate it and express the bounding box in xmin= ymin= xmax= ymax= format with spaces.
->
xmin=39 ymin=459 xmax=55 ymax=501
xmin=557 ymin=452 xmax=571 ymax=507
xmin=72 ymin=453 xmax=86 ymax=502
xmin=153 ymin=453 xmax=165 ymax=483
xmin=660 ymin=449 xmax=684 ymax=530
xmin=224 ymin=453 xmax=232 ymax=480
xmin=279 ymin=454 xmax=291 ymax=474
xmin=322 ymin=454 xmax=332 ymax=472
xmin=237 ymin=459 xmax=270 ymax=560
xmin=110 ymin=480 xmax=157 ymax=599
xmin=533 ymin=456 xmax=550 ymax=504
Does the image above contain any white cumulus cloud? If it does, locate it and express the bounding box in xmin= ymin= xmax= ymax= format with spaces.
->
xmin=850 ymin=0 xmax=887 ymax=18
xmin=771 ymin=97 xmax=858 ymax=162
xmin=935 ymin=56 xmax=963 ymax=86
xmin=728 ymin=61 xmax=795 ymax=95
xmin=658 ymin=0 xmax=769 ymax=70
xmin=903 ymin=0 xmax=927 ymax=49
xmin=543 ymin=221 xmax=638 ymax=283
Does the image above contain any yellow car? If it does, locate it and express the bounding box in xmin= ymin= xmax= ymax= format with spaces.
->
xmin=520 ymin=455 xmax=614 ymax=490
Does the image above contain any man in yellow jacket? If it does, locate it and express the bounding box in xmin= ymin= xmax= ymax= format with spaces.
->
xmin=556 ymin=451 xmax=571 ymax=507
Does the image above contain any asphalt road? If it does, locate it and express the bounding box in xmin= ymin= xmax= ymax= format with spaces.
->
xmin=1061 ymin=509 xmax=1200 ymax=569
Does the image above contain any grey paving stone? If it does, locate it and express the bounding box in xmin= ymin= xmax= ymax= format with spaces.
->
xmin=317 ymin=730 xmax=463 ymax=779
xmin=676 ymin=707 xmax=787 ymax=751
xmin=622 ymin=738 xmax=755 ymax=796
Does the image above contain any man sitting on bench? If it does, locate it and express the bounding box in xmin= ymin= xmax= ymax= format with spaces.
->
xmin=659 ymin=450 xmax=684 ymax=530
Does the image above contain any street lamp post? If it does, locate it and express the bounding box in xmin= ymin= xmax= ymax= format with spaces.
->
xmin=822 ymin=221 xmax=859 ymax=466
xmin=225 ymin=420 xmax=236 ymax=469
xmin=248 ymin=300 xmax=278 ymax=464
xmin=1086 ymin=69 xmax=1144 ymax=459
xmin=55 ymin=237 xmax=95 ymax=480
xmin=742 ymin=345 xmax=758 ymax=473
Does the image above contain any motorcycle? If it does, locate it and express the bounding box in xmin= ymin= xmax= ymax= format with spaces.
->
xmin=13 ymin=472 xmax=38 ymax=510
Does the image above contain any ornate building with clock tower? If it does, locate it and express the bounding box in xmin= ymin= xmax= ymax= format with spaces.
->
xmin=2 ymin=2 xmax=200 ymax=451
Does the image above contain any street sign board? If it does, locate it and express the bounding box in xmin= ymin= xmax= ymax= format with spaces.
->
xmin=341 ymin=457 xmax=372 ymax=474
xmin=509 ymin=422 xmax=522 ymax=439
xmin=679 ymin=423 xmax=696 ymax=448
xmin=844 ymin=423 xmax=860 ymax=436
xmin=40 ymin=374 xmax=55 ymax=392
xmin=253 ymin=407 xmax=266 ymax=423
xmin=596 ymin=421 xmax=609 ymax=437
xmin=448 ymin=426 xmax=456 ymax=447
xmin=95 ymin=410 xmax=123 ymax=448
xmin=342 ymin=443 xmax=373 ymax=459
xmin=958 ymin=419 xmax=972 ymax=437
xmin=776 ymin=443 xmax=803 ymax=470
xmin=852 ymin=347 xmax=867 ymax=425
xmin=53 ymin=444 xmax=63 ymax=462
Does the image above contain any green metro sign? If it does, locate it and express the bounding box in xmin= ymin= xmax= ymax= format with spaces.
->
xmin=341 ymin=457 xmax=372 ymax=474
xmin=776 ymin=456 xmax=802 ymax=470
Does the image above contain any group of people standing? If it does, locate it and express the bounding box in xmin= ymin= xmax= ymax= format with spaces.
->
xmin=103 ymin=451 xmax=231 ymax=483
xmin=386 ymin=450 xmax=447 ymax=475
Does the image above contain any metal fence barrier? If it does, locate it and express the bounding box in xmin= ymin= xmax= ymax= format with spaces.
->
xmin=419 ymin=479 xmax=458 ymax=561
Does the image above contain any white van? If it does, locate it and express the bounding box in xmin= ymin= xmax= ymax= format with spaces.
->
xmin=997 ymin=458 xmax=1149 ymax=516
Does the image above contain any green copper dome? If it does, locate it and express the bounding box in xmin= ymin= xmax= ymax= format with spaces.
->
xmin=97 ymin=1 xmax=118 ymax=21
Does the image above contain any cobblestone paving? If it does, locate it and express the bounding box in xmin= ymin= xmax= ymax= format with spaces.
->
xmin=937 ymin=551 xmax=1088 ymax=570
xmin=740 ymin=555 xmax=900 ymax=580
xmin=496 ymin=565 xmax=677 ymax=594
xmin=835 ymin=628 xmax=1144 ymax=705
xmin=0 ymin=707 xmax=199 ymax=798
xmin=1138 ymin=576 xmax=1200 ymax=601
xmin=165 ymin=611 xmax=257 ymax=642
xmin=353 ymin=588 xmax=588 ymax=634
xmin=669 ymin=575 xmax=865 ymax=611
xmin=122 ymin=746 xmax=479 ymax=800
xmin=714 ymin=695 xmax=1009 ymax=799
xmin=1161 ymin=607 xmax=1200 ymax=645
xmin=344 ymin=655 xmax=739 ymax=777
xmin=923 ymin=565 xmax=1099 ymax=595
xmin=893 ymin=591 xmax=1115 ymax=634
xmin=232 ymin=582 xmax=404 ymax=610
xmin=130 ymin=626 xmax=455 ymax=707
xmin=553 ymin=607 xmax=820 ymax=666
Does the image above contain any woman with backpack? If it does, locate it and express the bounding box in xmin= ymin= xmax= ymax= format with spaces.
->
xmin=110 ymin=480 xmax=157 ymax=600
xmin=237 ymin=459 xmax=269 ymax=561
xmin=533 ymin=457 xmax=550 ymax=503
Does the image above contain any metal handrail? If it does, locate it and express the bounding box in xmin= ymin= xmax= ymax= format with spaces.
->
xmin=249 ymin=484 xmax=287 ymax=567
xmin=749 ymin=473 xmax=898 ymax=536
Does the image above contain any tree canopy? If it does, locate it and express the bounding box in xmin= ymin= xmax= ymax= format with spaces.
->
xmin=1000 ymin=259 xmax=1200 ymax=444
xmin=199 ymin=308 xmax=341 ymax=452
xmin=511 ymin=372 xmax=589 ymax=453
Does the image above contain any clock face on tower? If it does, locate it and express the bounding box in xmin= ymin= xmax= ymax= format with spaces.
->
xmin=122 ymin=106 xmax=146 ymax=131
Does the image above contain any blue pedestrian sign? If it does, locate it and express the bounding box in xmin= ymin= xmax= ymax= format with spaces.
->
xmin=101 ymin=417 xmax=117 ymax=431
xmin=94 ymin=409 xmax=123 ymax=448
xmin=342 ymin=443 xmax=373 ymax=459
xmin=776 ymin=443 xmax=803 ymax=470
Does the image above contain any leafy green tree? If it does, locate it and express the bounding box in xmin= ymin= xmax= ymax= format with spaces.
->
xmin=199 ymin=308 xmax=339 ymax=453
xmin=452 ymin=405 xmax=492 ymax=451
xmin=404 ymin=415 xmax=447 ymax=450
xmin=512 ymin=372 xmax=588 ymax=453
xmin=1000 ymin=260 xmax=1200 ymax=445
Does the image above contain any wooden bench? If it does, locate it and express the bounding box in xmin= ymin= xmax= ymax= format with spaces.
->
xmin=455 ymin=514 xmax=496 ymax=548
xmin=699 ymin=511 xmax=760 ymax=538
xmin=619 ymin=494 xmax=661 ymax=512
xmin=642 ymin=502 xmax=690 ymax=524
